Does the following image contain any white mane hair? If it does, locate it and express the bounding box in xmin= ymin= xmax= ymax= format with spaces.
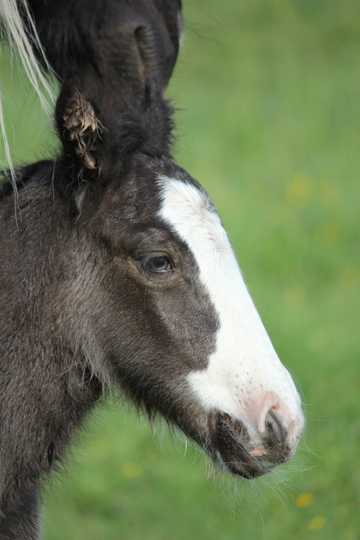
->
xmin=0 ymin=0 xmax=55 ymax=180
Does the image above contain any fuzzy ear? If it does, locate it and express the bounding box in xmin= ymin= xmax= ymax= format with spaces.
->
xmin=135 ymin=81 xmax=175 ymax=158
xmin=56 ymin=78 xmax=103 ymax=179
xmin=55 ymin=77 xmax=175 ymax=191
xmin=104 ymin=80 xmax=175 ymax=160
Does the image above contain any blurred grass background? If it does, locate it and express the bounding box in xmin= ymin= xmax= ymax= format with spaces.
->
xmin=1 ymin=0 xmax=360 ymax=538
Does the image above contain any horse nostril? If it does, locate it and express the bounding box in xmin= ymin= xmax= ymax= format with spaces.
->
xmin=134 ymin=25 xmax=160 ymax=78
xmin=264 ymin=409 xmax=288 ymax=447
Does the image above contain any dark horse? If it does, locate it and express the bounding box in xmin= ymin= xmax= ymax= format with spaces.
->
xmin=22 ymin=0 xmax=183 ymax=113
xmin=0 ymin=77 xmax=304 ymax=538
xmin=0 ymin=0 xmax=183 ymax=169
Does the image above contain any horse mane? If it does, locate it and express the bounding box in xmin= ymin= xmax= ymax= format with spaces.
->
xmin=0 ymin=0 xmax=55 ymax=179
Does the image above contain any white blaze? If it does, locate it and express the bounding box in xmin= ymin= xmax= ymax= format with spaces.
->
xmin=158 ymin=176 xmax=304 ymax=445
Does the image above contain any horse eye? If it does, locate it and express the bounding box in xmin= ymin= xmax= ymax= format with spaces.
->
xmin=143 ymin=256 xmax=172 ymax=273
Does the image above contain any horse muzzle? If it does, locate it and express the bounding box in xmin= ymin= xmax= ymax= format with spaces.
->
xmin=208 ymin=405 xmax=304 ymax=479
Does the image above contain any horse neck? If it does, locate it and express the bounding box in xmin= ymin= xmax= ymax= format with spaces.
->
xmin=0 ymin=172 xmax=106 ymax=513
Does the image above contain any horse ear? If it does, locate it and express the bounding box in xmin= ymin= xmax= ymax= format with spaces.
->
xmin=56 ymin=78 xmax=103 ymax=179
xmin=104 ymin=81 xmax=175 ymax=160
xmin=55 ymin=77 xmax=174 ymax=192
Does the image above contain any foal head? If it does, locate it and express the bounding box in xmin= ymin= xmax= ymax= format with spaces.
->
xmin=55 ymin=79 xmax=304 ymax=479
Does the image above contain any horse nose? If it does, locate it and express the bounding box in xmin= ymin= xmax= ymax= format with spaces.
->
xmin=252 ymin=391 xmax=300 ymax=453
xmin=264 ymin=408 xmax=287 ymax=447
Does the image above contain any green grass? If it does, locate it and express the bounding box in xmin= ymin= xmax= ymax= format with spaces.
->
xmin=1 ymin=0 xmax=360 ymax=538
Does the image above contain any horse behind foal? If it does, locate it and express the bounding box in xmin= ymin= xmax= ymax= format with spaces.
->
xmin=2 ymin=0 xmax=182 ymax=113
xmin=0 ymin=0 xmax=183 ymax=176
xmin=0 ymin=80 xmax=304 ymax=538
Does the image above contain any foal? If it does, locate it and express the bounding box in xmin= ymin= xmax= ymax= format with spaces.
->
xmin=0 ymin=79 xmax=304 ymax=539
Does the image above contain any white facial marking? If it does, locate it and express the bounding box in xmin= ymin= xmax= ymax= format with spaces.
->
xmin=157 ymin=176 xmax=304 ymax=448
